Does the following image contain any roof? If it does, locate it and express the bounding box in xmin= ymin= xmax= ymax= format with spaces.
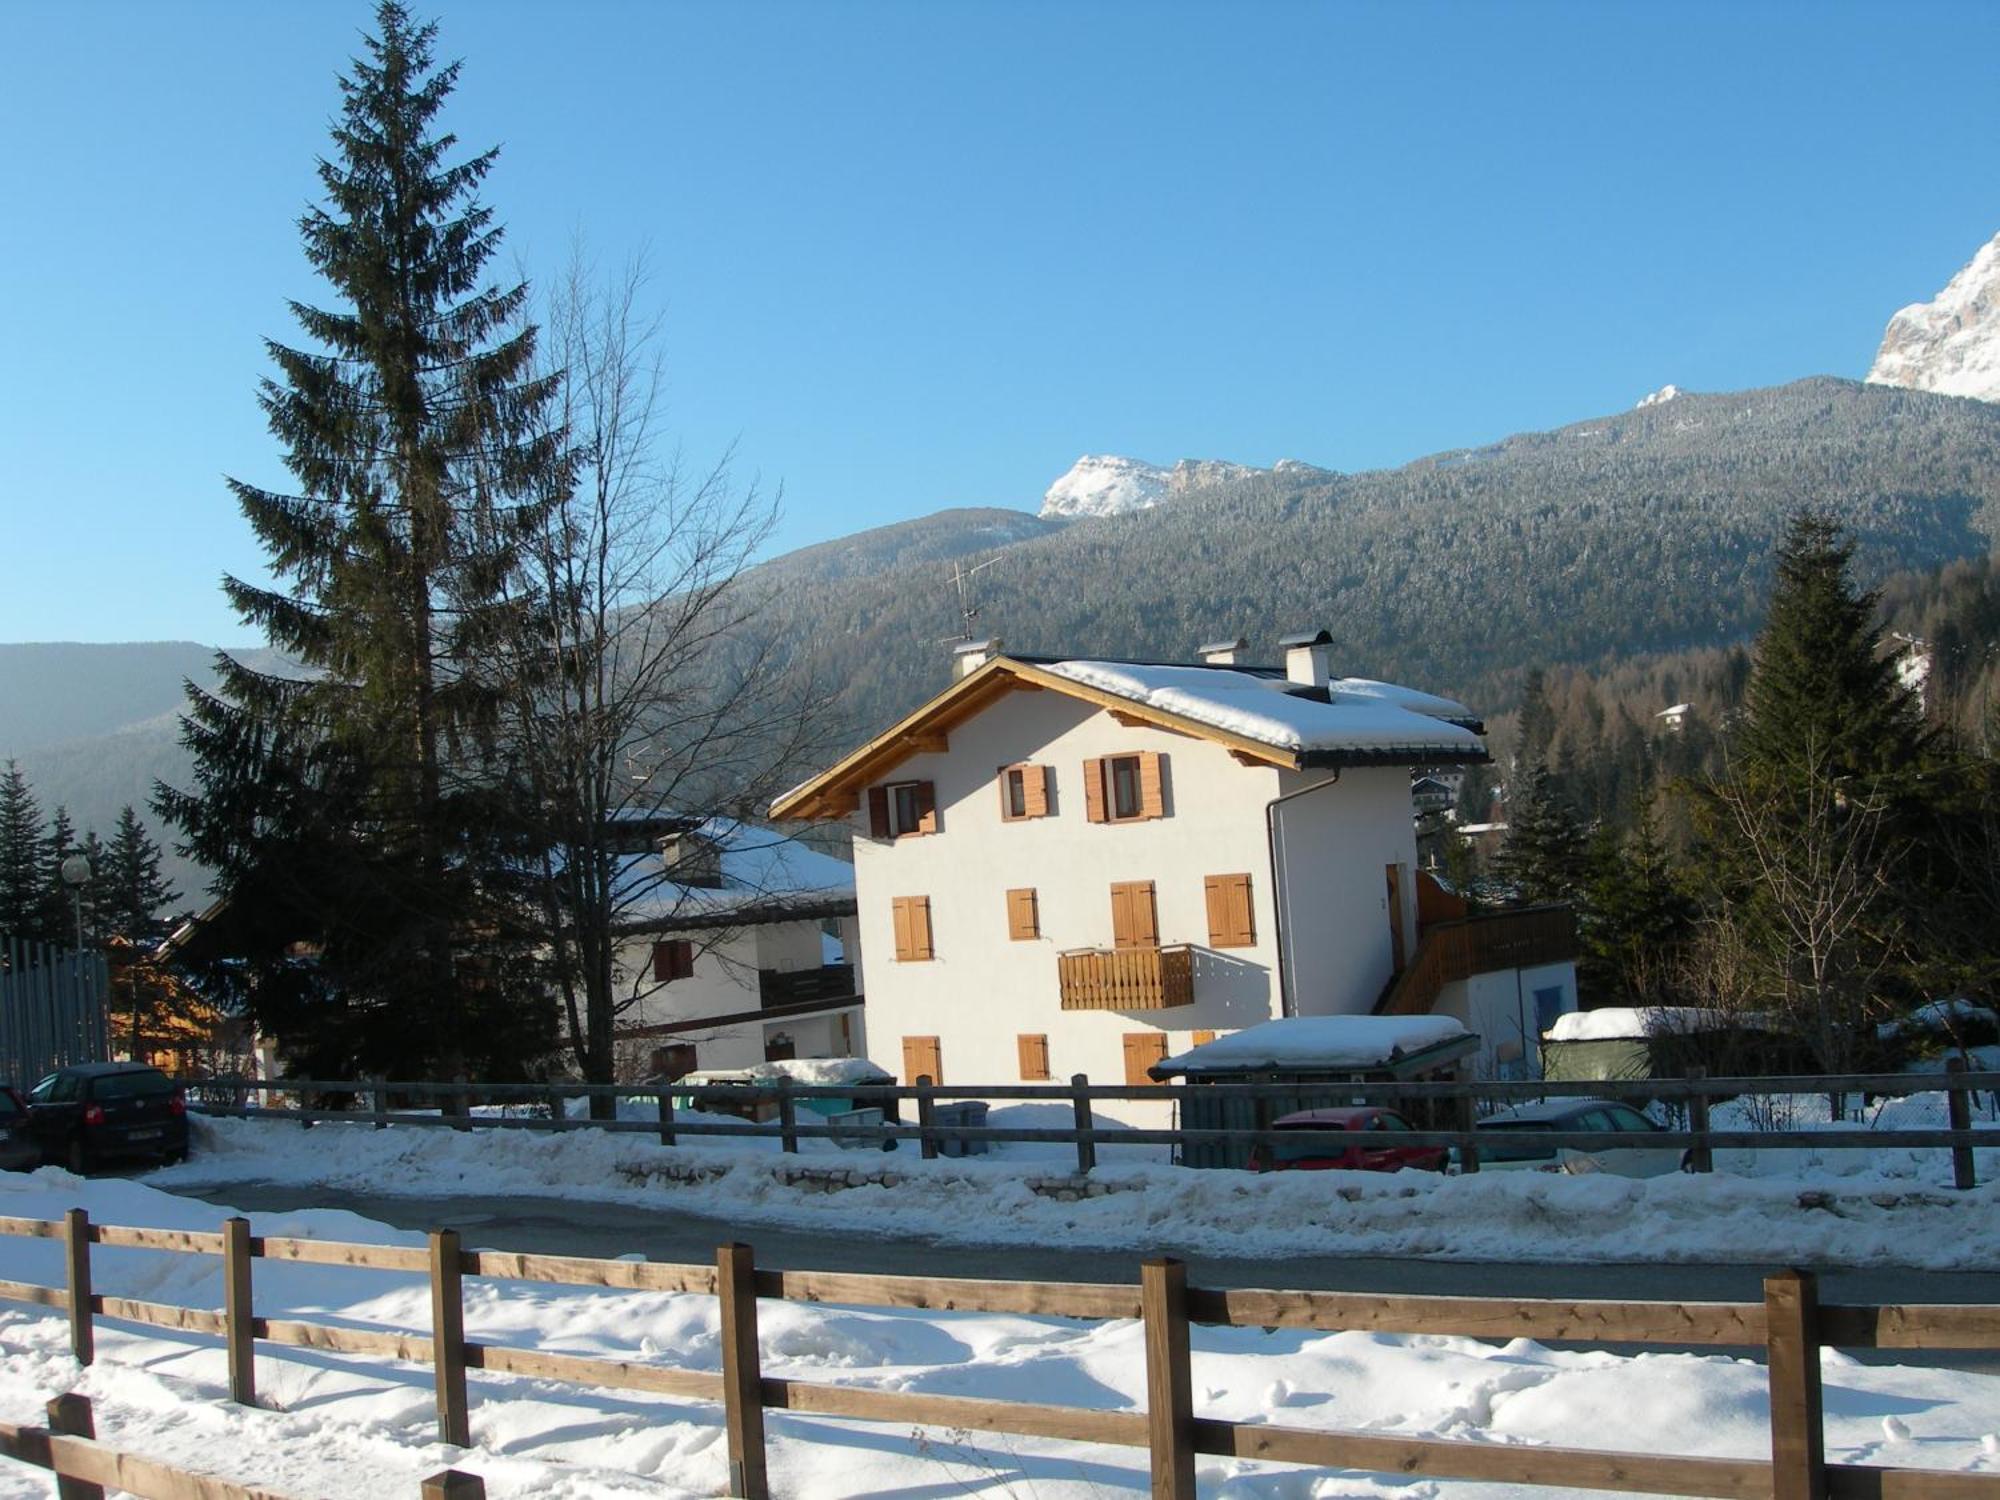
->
xmin=1150 ymin=1015 xmax=1476 ymax=1078
xmin=772 ymin=653 xmax=1488 ymax=820
xmin=1479 ymin=1098 xmax=1632 ymax=1124
xmin=612 ymin=818 xmax=855 ymax=934
xmin=1544 ymin=1006 xmax=1756 ymax=1042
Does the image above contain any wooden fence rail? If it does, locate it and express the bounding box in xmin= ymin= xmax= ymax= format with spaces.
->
xmin=188 ymin=1062 xmax=2000 ymax=1185
xmin=0 ymin=1210 xmax=1996 ymax=1499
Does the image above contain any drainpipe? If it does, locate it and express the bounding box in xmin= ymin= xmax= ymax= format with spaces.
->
xmin=1264 ymin=770 xmax=1341 ymax=1018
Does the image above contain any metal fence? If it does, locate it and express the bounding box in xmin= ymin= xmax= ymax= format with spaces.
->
xmin=0 ymin=936 xmax=108 ymax=1090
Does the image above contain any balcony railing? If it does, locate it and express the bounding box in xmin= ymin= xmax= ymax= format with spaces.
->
xmin=1376 ymin=906 xmax=1577 ymax=1017
xmin=1057 ymin=944 xmax=1196 ymax=1011
xmin=757 ymin=963 xmax=856 ymax=1009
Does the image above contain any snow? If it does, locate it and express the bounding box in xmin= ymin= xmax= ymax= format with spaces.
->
xmin=1158 ymin=1015 xmax=1472 ymax=1076
xmin=1547 ymin=1007 xmax=1743 ymax=1042
xmin=675 ymin=1057 xmax=891 ymax=1089
xmin=1867 ymin=229 xmax=2000 ymax=402
xmin=5 ymin=1171 xmax=2000 ymax=1497
xmin=1039 ymin=455 xmax=1171 ymax=518
xmin=1046 ymin=659 xmax=1486 ymax=757
xmin=613 ymin=818 xmax=853 ymax=926
xmin=1878 ymin=999 xmax=1999 ymax=1042
xmin=1635 ymin=383 xmax=1684 ymax=408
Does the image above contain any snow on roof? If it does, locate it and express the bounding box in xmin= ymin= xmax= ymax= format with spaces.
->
xmin=1546 ymin=1007 xmax=1747 ymax=1042
xmin=677 ymin=1057 xmax=891 ymax=1087
xmin=1656 ymin=703 xmax=1692 ymax=717
xmin=616 ymin=818 xmax=854 ymax=928
xmin=1155 ymin=1015 xmax=1473 ymax=1077
xmin=1045 ymin=660 xmax=1485 ymax=760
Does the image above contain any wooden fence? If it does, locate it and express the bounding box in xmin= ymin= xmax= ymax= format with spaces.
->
xmin=0 ymin=1209 xmax=1997 ymax=1500
xmin=189 ymin=1063 xmax=1999 ymax=1186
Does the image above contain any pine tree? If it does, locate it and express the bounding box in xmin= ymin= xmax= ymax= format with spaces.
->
xmin=0 ymin=763 xmax=48 ymax=945
xmin=1493 ymin=762 xmax=1589 ymax=905
xmin=101 ymin=808 xmax=179 ymax=947
xmin=157 ymin=2 xmax=565 ymax=1080
xmin=37 ymin=806 xmax=79 ymax=948
xmin=1580 ymin=796 xmax=1694 ymax=1004
xmin=1515 ymin=668 xmax=1557 ymax=771
xmin=1740 ymin=511 xmax=1926 ymax=784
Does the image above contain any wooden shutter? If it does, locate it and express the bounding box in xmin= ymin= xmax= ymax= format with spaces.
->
xmin=868 ymin=786 xmax=891 ymax=838
xmin=1139 ymin=752 xmax=1166 ymax=819
xmin=1110 ymin=880 xmax=1157 ymax=949
xmin=893 ymin=897 xmax=933 ymax=961
xmin=1386 ymin=863 xmax=1407 ymax=973
xmin=1017 ymin=1033 xmax=1050 ymax=1081
xmin=1006 ymin=887 xmax=1039 ymax=940
xmin=892 ymin=898 xmax=914 ymax=961
xmin=653 ymin=939 xmax=693 ymax=982
xmin=1122 ymin=1032 xmax=1168 ymax=1086
xmin=1204 ymin=872 xmax=1254 ymax=948
xmin=902 ymin=1035 xmax=942 ymax=1085
xmin=1083 ymin=758 xmax=1107 ymax=823
xmin=1192 ymin=1030 xmax=1217 ymax=1047
xmin=914 ymin=780 xmax=938 ymax=835
xmin=1023 ymin=764 xmax=1050 ymax=818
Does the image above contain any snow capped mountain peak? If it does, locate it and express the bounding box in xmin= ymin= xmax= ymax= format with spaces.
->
xmin=1040 ymin=455 xmax=1170 ymax=519
xmin=1867 ymin=231 xmax=2000 ymax=402
xmin=1635 ymin=383 xmax=1683 ymax=409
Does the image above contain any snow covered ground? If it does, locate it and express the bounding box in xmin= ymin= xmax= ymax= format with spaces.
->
xmin=1 ymin=1168 xmax=1999 ymax=1498
xmin=150 ymin=1100 xmax=2000 ymax=1271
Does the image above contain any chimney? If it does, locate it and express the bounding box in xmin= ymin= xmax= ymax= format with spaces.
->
xmin=1199 ymin=636 xmax=1247 ymax=666
xmin=952 ymin=637 xmax=1002 ymax=679
xmin=1278 ymin=628 xmax=1333 ymax=688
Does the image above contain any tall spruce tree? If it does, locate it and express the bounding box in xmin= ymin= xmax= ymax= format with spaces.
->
xmin=37 ymin=807 xmax=80 ymax=948
xmin=1493 ymin=762 xmax=1589 ymax=905
xmin=101 ymin=809 xmax=178 ymax=947
xmin=0 ymin=764 xmax=48 ymax=945
xmin=157 ymin=2 xmax=565 ymax=1079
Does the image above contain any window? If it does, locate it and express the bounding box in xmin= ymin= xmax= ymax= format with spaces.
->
xmin=1532 ymin=986 xmax=1568 ymax=1033
xmin=1608 ymin=1106 xmax=1658 ymax=1133
xmin=1017 ymin=1033 xmax=1051 ymax=1081
xmin=1082 ymin=752 xmax=1165 ymax=824
xmin=867 ymin=780 xmax=937 ymax=838
xmin=902 ymin=1035 xmax=943 ymax=1085
xmin=891 ymin=896 xmax=934 ymax=961
xmin=650 ymin=1043 xmax=698 ymax=1081
xmin=1006 ymin=887 xmax=1039 ymax=940
xmin=1203 ymin=872 xmax=1255 ymax=948
xmin=1109 ymin=881 xmax=1158 ymax=949
xmin=652 ymin=939 xmax=695 ymax=983
xmin=997 ymin=764 xmax=1050 ymax=821
xmin=1122 ymin=1032 xmax=1169 ymax=1085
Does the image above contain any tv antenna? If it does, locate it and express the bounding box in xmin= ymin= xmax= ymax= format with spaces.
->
xmin=939 ymin=556 xmax=1003 ymax=643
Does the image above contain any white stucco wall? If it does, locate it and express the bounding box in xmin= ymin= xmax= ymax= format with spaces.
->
xmin=849 ymin=686 xmax=1429 ymax=1121
xmin=1434 ymin=959 xmax=1578 ymax=1079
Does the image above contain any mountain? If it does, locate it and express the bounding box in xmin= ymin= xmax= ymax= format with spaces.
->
xmin=1038 ymin=455 xmax=1331 ymax=519
xmin=1868 ymin=230 xmax=2000 ymax=402
xmin=751 ymin=508 xmax=1063 ymax=585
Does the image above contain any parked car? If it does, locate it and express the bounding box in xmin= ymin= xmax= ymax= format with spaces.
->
xmin=1470 ymin=1098 xmax=1685 ymax=1177
xmin=0 ymin=1089 xmax=40 ymax=1173
xmin=1248 ymin=1106 xmax=1448 ymax=1173
xmin=24 ymin=1063 xmax=190 ymax=1173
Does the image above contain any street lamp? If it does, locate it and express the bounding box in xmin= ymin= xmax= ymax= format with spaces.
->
xmin=59 ymin=853 xmax=91 ymax=952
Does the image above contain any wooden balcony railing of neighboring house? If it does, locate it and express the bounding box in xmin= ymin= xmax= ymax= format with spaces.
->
xmin=1057 ymin=944 xmax=1196 ymax=1012
xmin=1375 ymin=905 xmax=1577 ymax=1017
xmin=756 ymin=964 xmax=856 ymax=1009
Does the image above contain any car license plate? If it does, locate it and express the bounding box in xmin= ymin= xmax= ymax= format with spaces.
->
xmin=129 ymin=1129 xmax=161 ymax=1141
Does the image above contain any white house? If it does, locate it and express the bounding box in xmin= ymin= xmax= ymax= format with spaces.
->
xmin=771 ymin=633 xmax=1578 ymax=1103
xmin=604 ymin=816 xmax=863 ymax=1080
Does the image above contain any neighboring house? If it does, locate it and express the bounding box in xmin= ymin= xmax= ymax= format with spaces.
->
xmin=771 ymin=632 xmax=1579 ymax=1110
xmin=605 ymin=816 xmax=862 ymax=1080
xmin=1410 ymin=774 xmax=1456 ymax=814
xmin=1654 ymin=703 xmax=1691 ymax=734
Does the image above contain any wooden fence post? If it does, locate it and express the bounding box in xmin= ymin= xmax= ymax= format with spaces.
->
xmin=420 ymin=1472 xmax=486 ymax=1500
xmin=223 ymin=1215 xmax=255 ymax=1406
xmin=1946 ymin=1057 xmax=1976 ymax=1191
xmin=1452 ymin=1073 xmax=1479 ymax=1174
xmin=62 ymin=1209 xmax=92 ymax=1367
xmin=450 ymin=1077 xmax=472 ymax=1133
xmin=777 ymin=1077 xmax=799 ymax=1155
xmin=1071 ymin=1073 xmax=1096 ymax=1174
xmin=1687 ymin=1066 xmax=1714 ymax=1174
xmin=716 ymin=1243 xmax=769 ymax=1500
xmin=430 ymin=1229 xmax=471 ymax=1447
xmin=548 ymin=1084 xmax=568 ymax=1131
xmin=656 ymin=1088 xmax=676 ymax=1147
xmin=1765 ymin=1269 xmax=1826 ymax=1500
xmin=1141 ymin=1258 xmax=1195 ymax=1500
xmin=371 ymin=1075 xmax=388 ymax=1130
xmin=915 ymin=1075 xmax=939 ymax=1161
xmin=46 ymin=1392 xmax=103 ymax=1500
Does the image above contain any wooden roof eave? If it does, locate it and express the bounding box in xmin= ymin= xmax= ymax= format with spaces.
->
xmin=768 ymin=657 xmax=1300 ymax=821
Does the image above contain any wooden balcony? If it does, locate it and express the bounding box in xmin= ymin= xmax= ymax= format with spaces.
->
xmin=1058 ymin=944 xmax=1196 ymax=1011
xmin=1377 ymin=906 xmax=1577 ymax=1017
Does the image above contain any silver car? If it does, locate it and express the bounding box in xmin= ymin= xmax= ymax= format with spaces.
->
xmin=1472 ymin=1098 xmax=1686 ymax=1177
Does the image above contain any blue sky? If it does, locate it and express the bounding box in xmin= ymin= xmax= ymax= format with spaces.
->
xmin=3 ymin=0 xmax=1996 ymax=644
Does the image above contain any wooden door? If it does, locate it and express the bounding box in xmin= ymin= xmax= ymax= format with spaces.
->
xmin=1385 ymin=863 xmax=1407 ymax=973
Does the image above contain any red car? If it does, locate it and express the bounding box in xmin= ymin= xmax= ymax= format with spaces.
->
xmin=1248 ymin=1106 xmax=1448 ymax=1173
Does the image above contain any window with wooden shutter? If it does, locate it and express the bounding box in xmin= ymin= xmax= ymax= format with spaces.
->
xmin=1082 ymin=758 xmax=1107 ymax=823
xmin=1122 ymin=1032 xmax=1168 ymax=1086
xmin=998 ymin=764 xmax=1051 ymax=822
xmin=867 ymin=786 xmax=891 ymax=838
xmin=1203 ymin=872 xmax=1255 ymax=948
xmin=1138 ymin=751 xmax=1166 ymax=818
xmin=1096 ymin=753 xmax=1166 ymax=823
xmin=892 ymin=896 xmax=934 ymax=961
xmin=1109 ymin=880 xmax=1158 ymax=949
xmin=877 ymin=781 xmax=938 ymax=838
xmin=902 ymin=1035 xmax=942 ymax=1085
xmin=1017 ymin=1033 xmax=1050 ymax=1081
xmin=1006 ymin=887 xmax=1039 ymax=940
xmin=652 ymin=939 xmax=694 ymax=983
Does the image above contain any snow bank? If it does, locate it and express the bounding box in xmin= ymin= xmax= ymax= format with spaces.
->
xmin=2 ymin=1169 xmax=2000 ymax=1497
xmin=1157 ymin=1015 xmax=1471 ymax=1075
xmin=154 ymin=1111 xmax=2000 ymax=1271
xmin=1547 ymin=1007 xmax=1741 ymax=1042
